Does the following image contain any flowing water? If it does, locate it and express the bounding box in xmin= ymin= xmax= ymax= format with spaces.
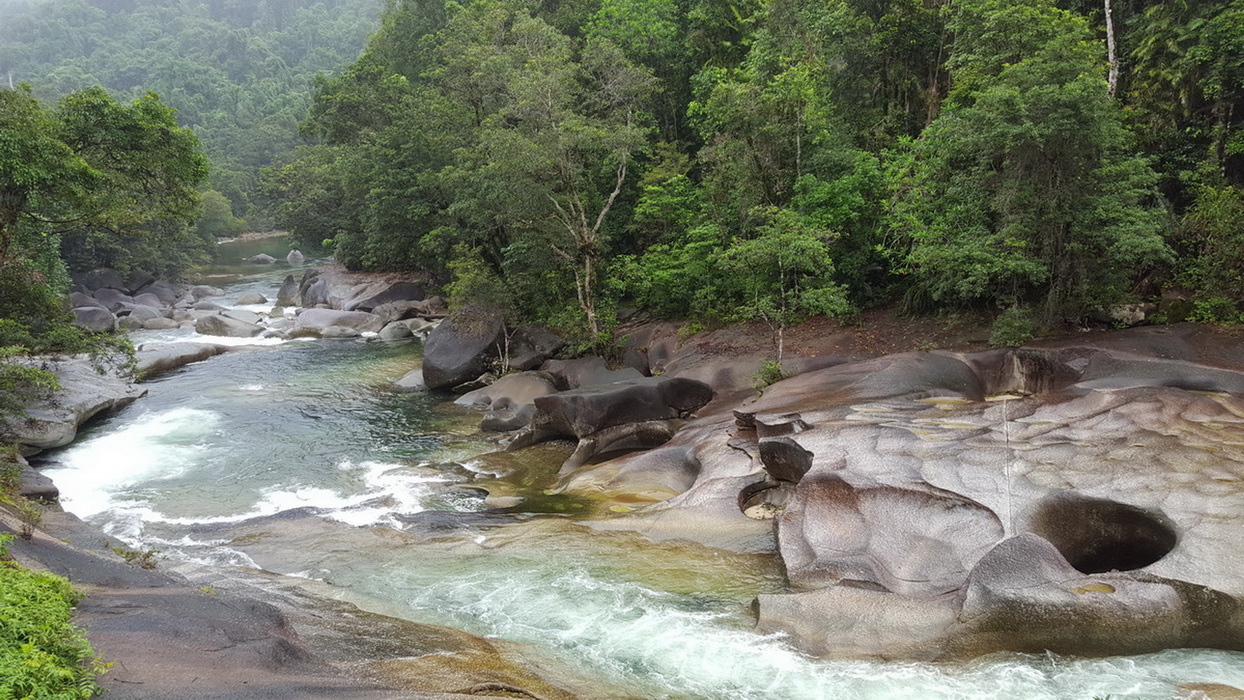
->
xmin=37 ymin=240 xmax=1244 ymax=699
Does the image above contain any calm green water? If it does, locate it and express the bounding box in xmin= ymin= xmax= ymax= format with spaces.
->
xmin=38 ymin=241 xmax=1244 ymax=699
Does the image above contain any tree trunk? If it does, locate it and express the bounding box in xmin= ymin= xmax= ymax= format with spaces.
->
xmin=1105 ymin=0 xmax=1119 ymax=98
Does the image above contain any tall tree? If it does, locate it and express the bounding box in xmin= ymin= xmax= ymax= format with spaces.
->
xmin=888 ymin=0 xmax=1168 ymax=321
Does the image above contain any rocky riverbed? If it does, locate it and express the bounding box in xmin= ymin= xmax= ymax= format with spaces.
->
xmin=7 ymin=254 xmax=1244 ymax=697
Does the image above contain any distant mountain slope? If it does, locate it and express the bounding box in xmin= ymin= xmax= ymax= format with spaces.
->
xmin=0 ymin=0 xmax=382 ymax=223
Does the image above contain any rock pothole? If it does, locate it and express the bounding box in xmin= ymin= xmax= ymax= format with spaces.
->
xmin=1029 ymin=494 xmax=1177 ymax=574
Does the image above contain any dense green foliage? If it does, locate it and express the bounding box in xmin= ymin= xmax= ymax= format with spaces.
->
xmin=0 ymin=0 xmax=382 ymax=225
xmin=255 ymin=0 xmax=1243 ymax=349
xmin=0 ymin=84 xmax=186 ymax=418
xmin=8 ymin=0 xmax=1244 ymax=353
xmin=0 ymin=533 xmax=102 ymax=698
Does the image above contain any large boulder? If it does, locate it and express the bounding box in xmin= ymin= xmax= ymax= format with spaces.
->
xmin=276 ymin=275 xmax=299 ymax=307
xmin=344 ymin=281 xmax=425 ymax=312
xmin=235 ymin=292 xmax=268 ymax=305
xmin=421 ymin=310 xmax=504 ymax=390
xmin=195 ymin=314 xmax=263 ymax=338
xmin=122 ymin=305 xmax=165 ymax=323
xmin=456 ymin=372 xmax=559 ymax=432
xmin=540 ymin=356 xmax=644 ymax=390
xmin=69 ymin=291 xmax=105 ymax=309
xmin=301 ymin=276 xmax=331 ymax=308
xmin=292 ymin=308 xmax=384 ymax=337
xmin=246 ymin=253 xmax=277 ymax=264
xmin=116 ymin=315 xmax=145 ymax=330
xmin=508 ymin=326 xmax=566 ymax=371
xmin=775 ymin=473 xmax=1003 ymax=595
xmin=77 ymin=268 xmax=126 ymax=292
xmin=71 ymin=306 xmax=116 ymax=332
xmin=513 ymin=375 xmax=713 ymax=472
xmin=286 ymin=249 xmax=305 ymax=265
xmin=131 ymin=292 xmax=166 ymax=309
xmin=136 ymin=342 xmax=229 ymax=378
xmin=530 ymin=376 xmax=713 ymax=439
xmin=371 ymin=298 xmax=447 ymax=324
xmin=190 ymin=285 xmax=224 ymax=300
xmin=1 ymin=357 xmax=145 ymax=453
xmin=142 ymin=280 xmax=185 ymax=307
xmin=92 ymin=288 xmax=135 ymax=313
xmin=123 ymin=270 xmax=155 ymax=294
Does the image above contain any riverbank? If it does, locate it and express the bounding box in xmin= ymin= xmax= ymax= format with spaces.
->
xmin=9 ymin=256 xmax=1244 ymax=697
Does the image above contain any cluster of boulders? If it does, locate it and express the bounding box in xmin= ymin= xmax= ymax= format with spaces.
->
xmin=270 ymin=268 xmax=445 ymax=341
xmin=68 ymin=268 xmax=212 ymax=333
xmin=67 ymin=266 xmax=449 ymax=342
xmin=408 ymin=310 xmax=718 ymax=476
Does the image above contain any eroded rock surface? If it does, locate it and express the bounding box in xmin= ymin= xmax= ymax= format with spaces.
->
xmin=551 ymin=325 xmax=1244 ymax=660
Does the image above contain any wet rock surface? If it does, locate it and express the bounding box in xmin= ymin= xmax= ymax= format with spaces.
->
xmin=0 ymin=357 xmax=145 ymax=453
xmin=551 ymin=325 xmax=1244 ymax=660
xmin=1 ymin=508 xmax=565 ymax=699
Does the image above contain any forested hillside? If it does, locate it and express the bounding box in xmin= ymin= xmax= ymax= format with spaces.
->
xmin=267 ymin=0 xmax=1244 ymax=349
xmin=0 ymin=0 xmax=382 ymax=228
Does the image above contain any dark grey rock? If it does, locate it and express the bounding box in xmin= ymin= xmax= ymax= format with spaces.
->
xmin=276 ymin=275 xmax=299 ymax=307
xmin=131 ymin=292 xmax=165 ymax=309
xmin=345 ymin=281 xmax=425 ymax=312
xmin=541 ymin=356 xmax=644 ymax=390
xmin=508 ymin=326 xmax=565 ymax=371
xmin=421 ymin=310 xmax=504 ymax=390
xmin=71 ymin=306 xmax=116 ymax=332
xmin=69 ymin=291 xmax=105 ymax=309
xmin=79 ymin=268 xmax=126 ymax=291
xmin=92 ymin=288 xmax=135 ymax=313
xmin=124 ymin=270 xmax=156 ymax=294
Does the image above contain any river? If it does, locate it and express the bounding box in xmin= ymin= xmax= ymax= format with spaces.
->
xmin=37 ymin=239 xmax=1244 ymax=699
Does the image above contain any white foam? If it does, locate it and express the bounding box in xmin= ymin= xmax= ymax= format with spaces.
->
xmin=387 ymin=565 xmax=1244 ymax=699
xmin=45 ymin=408 xmax=221 ymax=517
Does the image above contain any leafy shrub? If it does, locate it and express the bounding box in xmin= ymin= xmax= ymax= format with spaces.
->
xmin=989 ymin=307 xmax=1038 ymax=347
xmin=1187 ymin=297 xmax=1244 ymax=325
xmin=0 ymin=535 xmax=104 ymax=698
xmin=752 ymin=360 xmax=785 ymax=394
